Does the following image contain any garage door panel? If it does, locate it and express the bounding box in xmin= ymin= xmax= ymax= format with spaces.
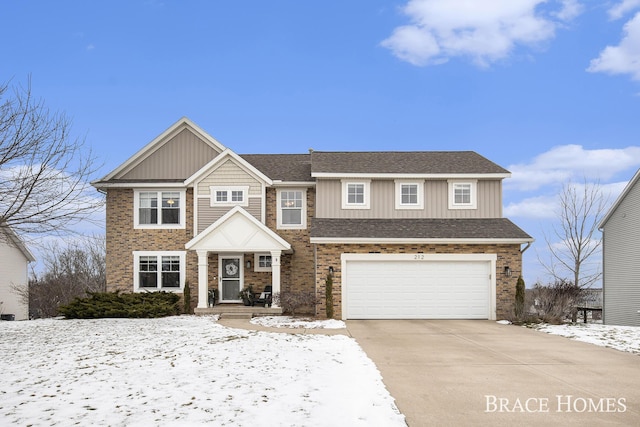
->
xmin=345 ymin=259 xmax=491 ymax=319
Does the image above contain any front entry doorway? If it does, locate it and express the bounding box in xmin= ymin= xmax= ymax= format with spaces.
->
xmin=219 ymin=255 xmax=243 ymax=302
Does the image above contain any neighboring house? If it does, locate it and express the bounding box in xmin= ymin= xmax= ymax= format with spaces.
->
xmin=92 ymin=118 xmax=533 ymax=320
xmin=599 ymin=169 xmax=640 ymax=326
xmin=0 ymin=226 xmax=35 ymax=320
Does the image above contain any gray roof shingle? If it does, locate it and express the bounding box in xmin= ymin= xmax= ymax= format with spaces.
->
xmin=240 ymin=154 xmax=312 ymax=182
xmin=310 ymin=151 xmax=510 ymax=175
xmin=310 ymin=218 xmax=532 ymax=241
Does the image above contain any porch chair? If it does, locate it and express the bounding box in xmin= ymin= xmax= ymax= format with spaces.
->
xmin=253 ymin=285 xmax=272 ymax=307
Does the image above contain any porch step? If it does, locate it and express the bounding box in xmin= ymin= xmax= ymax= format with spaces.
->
xmin=194 ymin=305 xmax=283 ymax=318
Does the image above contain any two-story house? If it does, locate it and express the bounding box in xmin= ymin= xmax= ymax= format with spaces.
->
xmin=92 ymin=118 xmax=533 ymax=320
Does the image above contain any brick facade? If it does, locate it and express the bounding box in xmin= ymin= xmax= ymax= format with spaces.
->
xmin=314 ymin=243 xmax=523 ymax=320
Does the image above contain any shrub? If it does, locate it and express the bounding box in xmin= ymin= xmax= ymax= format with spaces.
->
xmin=515 ymin=275 xmax=525 ymax=320
xmin=183 ymin=281 xmax=191 ymax=314
xmin=273 ymin=290 xmax=318 ymax=316
xmin=529 ymin=280 xmax=583 ymax=324
xmin=58 ymin=291 xmax=181 ymax=319
xmin=325 ymin=273 xmax=334 ymax=319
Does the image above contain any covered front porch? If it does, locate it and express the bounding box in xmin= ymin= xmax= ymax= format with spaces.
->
xmin=185 ymin=207 xmax=292 ymax=314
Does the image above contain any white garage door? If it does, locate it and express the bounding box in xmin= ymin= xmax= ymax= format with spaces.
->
xmin=344 ymin=255 xmax=494 ymax=319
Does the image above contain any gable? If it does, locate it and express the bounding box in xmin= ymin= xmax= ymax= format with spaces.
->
xmin=97 ymin=118 xmax=226 ymax=183
xmin=119 ymin=127 xmax=222 ymax=180
xmin=186 ymin=207 xmax=291 ymax=252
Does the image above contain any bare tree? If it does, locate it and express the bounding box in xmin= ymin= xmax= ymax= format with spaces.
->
xmin=0 ymin=77 xmax=103 ymax=238
xmin=539 ymin=180 xmax=608 ymax=289
xmin=12 ymin=234 xmax=106 ymax=318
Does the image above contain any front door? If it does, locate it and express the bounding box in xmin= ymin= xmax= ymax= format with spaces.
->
xmin=219 ymin=255 xmax=243 ymax=302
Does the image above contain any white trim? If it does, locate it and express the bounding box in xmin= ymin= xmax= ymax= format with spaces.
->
xmin=92 ymin=181 xmax=185 ymax=189
xmin=341 ymin=180 xmax=371 ymax=210
xmin=448 ymin=180 xmax=477 ymax=210
xmin=310 ymin=237 xmax=534 ymax=244
xmin=133 ymin=251 xmax=186 ymax=292
xmin=133 ymin=189 xmax=186 ymax=229
xmin=210 ymin=186 xmax=249 ymax=207
xmin=341 ymin=253 xmax=497 ymax=320
xmin=254 ymin=253 xmax=273 ymax=272
xmin=599 ymin=168 xmax=640 ymax=229
xmin=395 ymin=180 xmax=424 ymax=210
xmin=99 ymin=117 xmax=226 ymax=182
xmin=277 ymin=188 xmax=307 ymax=230
xmin=313 ymin=172 xmax=510 ymax=179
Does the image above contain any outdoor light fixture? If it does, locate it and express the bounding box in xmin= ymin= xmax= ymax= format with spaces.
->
xmin=328 ymin=266 xmax=334 ymax=275
xmin=504 ymin=266 xmax=512 ymax=277
xmin=246 ymin=260 xmax=251 ymax=269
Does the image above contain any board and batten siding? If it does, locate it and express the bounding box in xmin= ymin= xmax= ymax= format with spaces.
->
xmin=602 ymin=179 xmax=640 ymax=326
xmin=315 ymin=179 xmax=502 ymax=219
xmin=196 ymin=159 xmax=264 ymax=233
xmin=121 ymin=128 xmax=221 ymax=180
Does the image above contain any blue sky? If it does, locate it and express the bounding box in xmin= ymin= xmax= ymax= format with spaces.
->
xmin=3 ymin=0 xmax=640 ymax=285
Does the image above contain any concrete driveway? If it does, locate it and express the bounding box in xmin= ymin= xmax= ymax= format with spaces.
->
xmin=346 ymin=320 xmax=640 ymax=427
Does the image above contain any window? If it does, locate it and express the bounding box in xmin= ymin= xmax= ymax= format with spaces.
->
xmin=134 ymin=251 xmax=186 ymax=291
xmin=277 ymin=189 xmax=307 ymax=229
xmin=448 ymin=180 xmax=477 ymax=209
xmin=210 ymin=186 xmax=249 ymax=207
xmin=341 ymin=180 xmax=371 ymax=209
xmin=254 ymin=254 xmax=272 ymax=272
xmin=134 ymin=190 xmax=185 ymax=229
xmin=348 ymin=183 xmax=365 ymax=204
xmin=395 ymin=181 xmax=424 ymax=209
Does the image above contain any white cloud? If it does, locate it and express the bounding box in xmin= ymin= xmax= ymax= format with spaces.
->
xmin=608 ymin=0 xmax=640 ymax=20
xmin=587 ymin=12 xmax=640 ymax=80
xmin=381 ymin=0 xmax=579 ymax=67
xmin=506 ymin=144 xmax=640 ymax=191
xmin=504 ymin=194 xmax=558 ymax=218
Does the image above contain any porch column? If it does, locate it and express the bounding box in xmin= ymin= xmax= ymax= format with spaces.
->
xmin=270 ymin=250 xmax=282 ymax=308
xmin=196 ymin=250 xmax=209 ymax=309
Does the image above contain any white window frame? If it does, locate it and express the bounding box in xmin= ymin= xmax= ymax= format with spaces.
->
xmin=209 ymin=186 xmax=249 ymax=207
xmin=133 ymin=251 xmax=186 ymax=292
xmin=448 ymin=180 xmax=477 ymax=210
xmin=395 ymin=180 xmax=424 ymax=210
xmin=254 ymin=253 xmax=273 ymax=272
xmin=277 ymin=188 xmax=307 ymax=229
xmin=341 ymin=180 xmax=371 ymax=209
xmin=134 ymin=189 xmax=186 ymax=229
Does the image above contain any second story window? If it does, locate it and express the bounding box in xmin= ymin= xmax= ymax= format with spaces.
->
xmin=448 ymin=180 xmax=477 ymax=210
xmin=342 ymin=180 xmax=371 ymax=209
xmin=210 ymin=186 xmax=249 ymax=207
xmin=395 ymin=181 xmax=424 ymax=209
xmin=135 ymin=190 xmax=185 ymax=229
xmin=277 ymin=189 xmax=307 ymax=229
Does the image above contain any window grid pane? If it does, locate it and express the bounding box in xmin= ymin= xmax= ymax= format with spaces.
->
xmin=161 ymin=256 xmax=180 ymax=288
xmin=401 ymin=184 xmax=418 ymax=204
xmin=161 ymin=192 xmax=180 ymax=224
xmin=347 ymin=184 xmax=364 ymax=204
xmin=139 ymin=192 xmax=158 ymax=224
xmin=139 ymin=256 xmax=158 ymax=288
xmin=231 ymin=190 xmax=243 ymax=202
xmin=454 ymin=184 xmax=471 ymax=204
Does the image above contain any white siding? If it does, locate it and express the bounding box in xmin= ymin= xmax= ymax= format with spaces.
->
xmin=602 ymin=179 xmax=640 ymax=326
xmin=0 ymin=239 xmax=30 ymax=320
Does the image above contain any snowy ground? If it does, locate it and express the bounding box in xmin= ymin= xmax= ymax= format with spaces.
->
xmin=529 ymin=322 xmax=640 ymax=355
xmin=250 ymin=316 xmax=346 ymax=330
xmin=0 ymin=316 xmax=405 ymax=426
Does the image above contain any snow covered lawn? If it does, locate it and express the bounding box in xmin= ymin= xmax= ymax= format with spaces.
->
xmin=0 ymin=316 xmax=405 ymax=426
xmin=530 ymin=323 xmax=640 ymax=355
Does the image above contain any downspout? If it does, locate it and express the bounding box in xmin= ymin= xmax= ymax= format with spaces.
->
xmin=520 ymin=242 xmax=532 ymax=254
